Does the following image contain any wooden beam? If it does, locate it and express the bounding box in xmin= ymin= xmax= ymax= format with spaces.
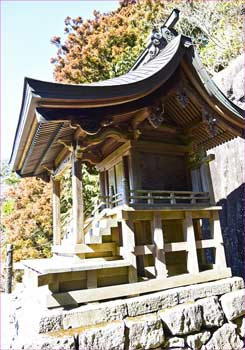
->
xmin=96 ymin=141 xmax=132 ymax=171
xmin=72 ymin=152 xmax=84 ymax=247
xmin=182 ymin=213 xmax=199 ymax=274
xmin=53 ymin=153 xmax=72 ymax=179
xmin=132 ymin=140 xmax=191 ymax=154
xmin=140 ymin=122 xmax=180 ymax=135
xmin=52 ymin=243 xmax=117 ymax=255
xmin=47 ymin=268 xmax=231 ymax=308
xmin=52 ymin=178 xmax=61 ymax=246
xmin=131 ymin=108 xmax=150 ymax=130
xmin=210 ymin=211 xmax=227 ymax=270
xmin=121 ymin=219 xmax=138 ymax=283
xmin=151 ymin=212 xmax=168 ymax=278
xmin=196 ymin=239 xmax=216 ymax=249
xmin=200 ymin=162 xmax=215 ymax=204
xmin=79 ymin=127 xmax=130 ymax=151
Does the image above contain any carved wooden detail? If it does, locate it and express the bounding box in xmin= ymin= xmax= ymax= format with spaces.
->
xmin=176 ymin=87 xmax=189 ymax=108
xmin=78 ymin=127 xmax=131 ymax=150
xmin=147 ymin=101 xmax=165 ymax=129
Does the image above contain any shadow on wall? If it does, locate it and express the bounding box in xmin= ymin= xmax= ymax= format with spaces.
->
xmin=218 ymin=183 xmax=244 ymax=278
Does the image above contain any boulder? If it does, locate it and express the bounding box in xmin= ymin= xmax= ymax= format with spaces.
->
xmin=220 ymin=289 xmax=245 ymax=321
xmin=125 ymin=313 xmax=164 ymax=350
xmin=79 ymin=321 xmax=125 ymax=350
xmin=63 ymin=299 xmax=127 ymax=329
xmin=231 ymin=316 xmax=245 ymax=338
xmin=186 ymin=331 xmax=211 ymax=349
xmin=159 ymin=302 xmax=202 ymax=335
xmin=163 ymin=336 xmax=185 ymax=349
xmin=202 ymin=323 xmax=244 ymax=350
xmin=197 ymin=296 xmax=225 ymax=328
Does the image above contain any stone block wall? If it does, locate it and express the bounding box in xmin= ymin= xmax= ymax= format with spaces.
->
xmin=10 ymin=277 xmax=244 ymax=350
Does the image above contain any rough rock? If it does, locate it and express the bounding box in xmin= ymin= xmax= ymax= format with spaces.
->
xmin=39 ymin=314 xmax=63 ymax=333
xmin=125 ymin=313 xmax=164 ymax=350
xmin=220 ymin=289 xmax=245 ymax=321
xmin=79 ymin=321 xmax=125 ymax=350
xmin=202 ymin=323 xmax=244 ymax=350
xmin=186 ymin=331 xmax=211 ymax=349
xmin=213 ymin=54 xmax=244 ymax=109
xmin=63 ymin=299 xmax=127 ymax=329
xmin=159 ymin=302 xmax=202 ymax=335
xmin=126 ymin=289 xmax=178 ymax=317
xmin=197 ymin=296 xmax=225 ymax=328
xmin=230 ymin=277 xmax=244 ymax=291
xmin=163 ymin=336 xmax=185 ymax=349
xmin=231 ymin=316 xmax=245 ymax=338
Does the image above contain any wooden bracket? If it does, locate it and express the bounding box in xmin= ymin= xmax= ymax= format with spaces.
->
xmin=57 ymin=140 xmax=74 ymax=152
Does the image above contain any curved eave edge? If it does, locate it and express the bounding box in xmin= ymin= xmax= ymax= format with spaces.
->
xmin=19 ymin=35 xmax=188 ymax=103
xmin=9 ymin=79 xmax=40 ymax=171
xmin=185 ymin=50 xmax=244 ymax=134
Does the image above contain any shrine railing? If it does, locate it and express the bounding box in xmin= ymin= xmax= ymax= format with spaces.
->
xmin=129 ymin=190 xmax=210 ymax=206
xmin=99 ymin=190 xmax=210 ymax=208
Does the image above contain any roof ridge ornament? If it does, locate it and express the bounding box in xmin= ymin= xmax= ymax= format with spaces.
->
xmin=131 ymin=9 xmax=180 ymax=70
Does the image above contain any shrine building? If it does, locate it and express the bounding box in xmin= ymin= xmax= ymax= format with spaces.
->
xmin=10 ymin=10 xmax=245 ymax=308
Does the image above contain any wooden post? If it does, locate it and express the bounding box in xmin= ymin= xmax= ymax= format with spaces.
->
xmin=52 ymin=178 xmax=61 ymax=246
xmin=110 ymin=185 xmax=115 ymax=208
xmin=5 ymin=244 xmax=13 ymax=294
xmin=121 ymin=218 xmax=138 ymax=283
xmin=210 ymin=211 xmax=227 ymax=269
xmin=151 ymin=213 xmax=168 ymax=278
xmin=99 ymin=171 xmax=106 ymax=198
xmin=200 ymin=163 xmax=215 ymax=205
xmin=72 ymin=152 xmax=84 ymax=245
xmin=194 ymin=219 xmax=206 ymax=266
xmin=122 ymin=178 xmax=130 ymax=206
xmin=182 ymin=213 xmax=199 ymax=274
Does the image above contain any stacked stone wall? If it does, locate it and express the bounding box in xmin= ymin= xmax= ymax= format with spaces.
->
xmin=10 ymin=277 xmax=244 ymax=350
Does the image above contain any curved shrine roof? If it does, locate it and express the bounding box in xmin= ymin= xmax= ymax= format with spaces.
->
xmin=10 ymin=34 xmax=244 ymax=178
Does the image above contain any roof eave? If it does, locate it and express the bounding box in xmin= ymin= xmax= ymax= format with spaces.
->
xmin=9 ymin=79 xmax=40 ymax=171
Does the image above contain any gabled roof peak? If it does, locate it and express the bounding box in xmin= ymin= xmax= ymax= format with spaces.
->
xmin=131 ymin=8 xmax=180 ymax=70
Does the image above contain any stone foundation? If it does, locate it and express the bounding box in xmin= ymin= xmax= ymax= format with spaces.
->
xmin=9 ymin=277 xmax=244 ymax=350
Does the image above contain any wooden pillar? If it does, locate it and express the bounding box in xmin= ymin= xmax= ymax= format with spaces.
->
xmin=151 ymin=212 xmax=168 ymax=278
xmin=200 ymin=162 xmax=215 ymax=205
xmin=72 ymin=152 xmax=84 ymax=245
xmin=121 ymin=218 xmax=138 ymax=283
xmin=194 ymin=219 xmax=206 ymax=266
xmin=122 ymin=178 xmax=130 ymax=206
xmin=210 ymin=211 xmax=227 ymax=269
xmin=182 ymin=213 xmax=199 ymax=274
xmin=99 ymin=171 xmax=106 ymax=197
xmin=52 ymin=178 xmax=61 ymax=246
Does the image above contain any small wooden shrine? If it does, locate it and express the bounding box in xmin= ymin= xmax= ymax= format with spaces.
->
xmin=10 ymin=10 xmax=244 ymax=308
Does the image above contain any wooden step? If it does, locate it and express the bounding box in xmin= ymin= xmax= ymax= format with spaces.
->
xmin=52 ymin=242 xmax=117 ymax=255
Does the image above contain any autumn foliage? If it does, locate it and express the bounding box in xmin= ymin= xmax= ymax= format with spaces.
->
xmin=51 ymin=0 xmax=244 ymax=83
xmin=1 ymin=178 xmax=52 ymax=262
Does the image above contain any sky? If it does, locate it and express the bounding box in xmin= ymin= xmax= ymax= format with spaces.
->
xmin=1 ymin=0 xmax=119 ymax=162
